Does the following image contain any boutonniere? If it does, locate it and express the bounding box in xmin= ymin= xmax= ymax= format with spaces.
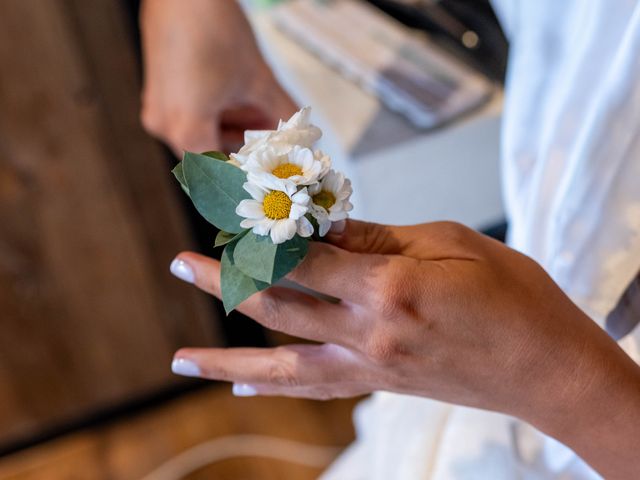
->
xmin=173 ymin=107 xmax=353 ymax=313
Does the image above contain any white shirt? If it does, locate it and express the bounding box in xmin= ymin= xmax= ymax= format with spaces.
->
xmin=322 ymin=1 xmax=640 ymax=478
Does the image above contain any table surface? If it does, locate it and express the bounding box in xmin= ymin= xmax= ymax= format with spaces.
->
xmin=251 ymin=5 xmax=505 ymax=229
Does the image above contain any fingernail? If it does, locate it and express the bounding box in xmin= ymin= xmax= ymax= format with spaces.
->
xmin=170 ymin=258 xmax=195 ymax=283
xmin=232 ymin=383 xmax=258 ymax=397
xmin=171 ymin=358 xmax=201 ymax=377
xmin=329 ymin=220 xmax=346 ymax=235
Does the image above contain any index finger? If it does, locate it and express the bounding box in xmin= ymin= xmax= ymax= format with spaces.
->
xmin=287 ymin=242 xmax=386 ymax=305
xmin=172 ymin=252 xmax=365 ymax=348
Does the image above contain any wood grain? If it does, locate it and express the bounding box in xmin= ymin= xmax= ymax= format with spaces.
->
xmin=0 ymin=0 xmax=220 ymax=447
xmin=0 ymin=387 xmax=359 ymax=480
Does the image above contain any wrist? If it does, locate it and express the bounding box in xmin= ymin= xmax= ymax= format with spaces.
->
xmin=527 ymin=316 xmax=640 ymax=478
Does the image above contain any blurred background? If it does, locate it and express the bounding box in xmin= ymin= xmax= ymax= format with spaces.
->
xmin=0 ymin=0 xmax=507 ymax=478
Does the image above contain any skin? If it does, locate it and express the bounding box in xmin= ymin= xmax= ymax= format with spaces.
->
xmin=140 ymin=0 xmax=296 ymax=154
xmin=172 ymin=220 xmax=640 ymax=479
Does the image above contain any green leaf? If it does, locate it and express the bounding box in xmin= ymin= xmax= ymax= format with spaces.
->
xmin=220 ymin=241 xmax=269 ymax=314
xmin=171 ymin=162 xmax=190 ymax=196
xmin=214 ymin=229 xmax=247 ymax=248
xmin=182 ymin=151 xmax=249 ymax=233
xmin=272 ymin=235 xmax=309 ymax=282
xmin=233 ymin=231 xmax=308 ymax=284
xmin=202 ymin=151 xmax=229 ymax=161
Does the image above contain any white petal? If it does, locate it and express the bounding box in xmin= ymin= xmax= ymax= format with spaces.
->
xmin=240 ymin=218 xmax=258 ymax=229
xmin=277 ymin=128 xmax=321 ymax=147
xmin=236 ymin=199 xmax=264 ymax=219
xmin=253 ymin=218 xmax=275 ymax=236
xmin=270 ymin=219 xmax=296 ymax=244
xmin=297 ymin=216 xmax=314 ymax=237
xmin=329 ymin=210 xmax=348 ymax=221
xmin=247 ymin=171 xmax=277 ymax=190
xmin=267 ymin=140 xmax=293 ymax=157
xmin=292 ymin=188 xmax=310 ymax=205
xmin=309 ymin=203 xmax=329 ymax=220
xmin=300 ymin=163 xmax=322 ymax=185
xmin=286 ymin=174 xmax=306 ymax=185
xmin=288 ymin=145 xmax=303 ymax=165
xmin=260 ymin=149 xmax=281 ymax=171
xmin=325 ymin=171 xmax=342 ymax=192
xmin=280 ymin=107 xmax=310 ymax=130
xmin=337 ymin=183 xmax=353 ymax=200
xmin=244 ymin=130 xmax=271 ymax=144
xmin=250 ymin=171 xmax=296 ymax=196
xmin=243 ymin=181 xmax=266 ymax=201
xmin=318 ymin=219 xmax=332 ymax=237
xmin=292 ymin=147 xmax=314 ymax=168
xmin=308 ymin=182 xmax=321 ymax=195
xmin=289 ymin=202 xmax=308 ymax=220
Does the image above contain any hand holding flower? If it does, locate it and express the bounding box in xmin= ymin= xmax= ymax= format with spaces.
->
xmin=171 ymin=219 xmax=640 ymax=480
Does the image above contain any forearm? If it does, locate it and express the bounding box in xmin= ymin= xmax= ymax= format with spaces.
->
xmin=531 ymin=317 xmax=640 ymax=479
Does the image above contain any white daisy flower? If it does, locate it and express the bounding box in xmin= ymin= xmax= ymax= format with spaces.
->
xmin=309 ymin=170 xmax=353 ymax=236
xmin=229 ymin=107 xmax=321 ymax=166
xmin=236 ymin=177 xmax=314 ymax=244
xmin=243 ymin=145 xmax=329 ymax=187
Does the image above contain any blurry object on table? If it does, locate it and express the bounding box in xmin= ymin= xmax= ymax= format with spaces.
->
xmin=272 ymin=0 xmax=494 ymax=130
xmin=368 ymin=0 xmax=509 ymax=82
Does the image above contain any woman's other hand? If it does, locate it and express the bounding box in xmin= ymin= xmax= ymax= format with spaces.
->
xmin=140 ymin=0 xmax=296 ymax=155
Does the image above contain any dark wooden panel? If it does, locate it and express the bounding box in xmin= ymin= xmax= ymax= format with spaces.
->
xmin=0 ymin=388 xmax=359 ymax=480
xmin=0 ymin=0 xmax=220 ymax=446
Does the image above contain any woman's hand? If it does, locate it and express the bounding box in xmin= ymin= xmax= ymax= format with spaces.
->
xmin=140 ymin=0 xmax=296 ymax=155
xmin=170 ymin=219 xmax=640 ymax=479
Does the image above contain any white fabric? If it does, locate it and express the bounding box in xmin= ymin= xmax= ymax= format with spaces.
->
xmin=322 ymin=1 xmax=640 ymax=478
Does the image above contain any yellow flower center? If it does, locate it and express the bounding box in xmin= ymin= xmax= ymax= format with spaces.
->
xmin=272 ymin=162 xmax=303 ymax=179
xmin=263 ymin=191 xmax=292 ymax=220
xmin=313 ymin=190 xmax=336 ymax=211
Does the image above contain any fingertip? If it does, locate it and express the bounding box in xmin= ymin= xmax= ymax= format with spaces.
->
xmin=171 ymin=350 xmax=202 ymax=378
xmin=170 ymin=251 xmax=222 ymax=297
xmin=232 ymin=383 xmax=258 ymax=397
xmin=170 ymin=257 xmax=195 ymax=284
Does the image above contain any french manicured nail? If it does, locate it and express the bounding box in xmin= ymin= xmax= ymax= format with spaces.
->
xmin=170 ymin=258 xmax=195 ymax=283
xmin=232 ymin=383 xmax=258 ymax=397
xmin=171 ymin=358 xmax=201 ymax=377
xmin=329 ymin=220 xmax=346 ymax=234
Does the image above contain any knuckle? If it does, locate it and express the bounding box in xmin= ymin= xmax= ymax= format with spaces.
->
xmin=267 ymin=359 xmax=299 ymax=387
xmin=435 ymin=221 xmax=472 ymax=246
xmin=258 ymin=290 xmax=287 ymax=330
xmin=372 ymin=262 xmax=415 ymax=318
xmin=362 ymin=222 xmax=391 ymax=253
xmin=365 ymin=332 xmax=404 ymax=366
xmin=200 ymin=363 xmax=231 ymax=381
